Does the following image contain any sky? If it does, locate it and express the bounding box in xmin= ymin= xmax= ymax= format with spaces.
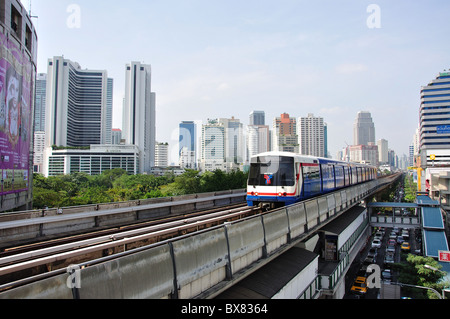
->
xmin=21 ymin=0 xmax=450 ymax=163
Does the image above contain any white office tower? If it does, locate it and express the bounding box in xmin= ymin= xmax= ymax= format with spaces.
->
xmin=45 ymin=56 xmax=112 ymax=148
xmin=155 ymin=142 xmax=169 ymax=167
xmin=247 ymin=125 xmax=269 ymax=158
xmin=298 ymin=113 xmax=324 ymax=157
xmin=353 ymin=111 xmax=375 ymax=146
xmin=218 ymin=117 xmax=245 ymax=170
xmin=122 ymin=62 xmax=156 ymax=173
xmin=200 ymin=119 xmax=225 ymax=172
xmin=377 ymin=138 xmax=389 ymax=164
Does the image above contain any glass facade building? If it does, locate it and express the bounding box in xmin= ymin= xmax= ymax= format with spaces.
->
xmin=420 ymin=72 xmax=450 ymax=151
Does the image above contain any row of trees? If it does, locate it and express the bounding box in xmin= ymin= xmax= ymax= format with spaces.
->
xmin=32 ymin=168 xmax=248 ymax=209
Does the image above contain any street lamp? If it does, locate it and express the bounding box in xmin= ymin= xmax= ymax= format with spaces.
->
xmin=391 ymin=282 xmax=443 ymax=299
xmin=424 ymin=264 xmax=446 ymax=274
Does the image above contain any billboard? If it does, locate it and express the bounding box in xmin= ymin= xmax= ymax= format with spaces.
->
xmin=0 ymin=33 xmax=33 ymax=195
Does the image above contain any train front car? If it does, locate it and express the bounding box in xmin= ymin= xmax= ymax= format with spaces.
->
xmin=246 ymin=152 xmax=300 ymax=208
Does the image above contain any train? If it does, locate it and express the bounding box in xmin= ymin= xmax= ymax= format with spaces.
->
xmin=246 ymin=151 xmax=378 ymax=208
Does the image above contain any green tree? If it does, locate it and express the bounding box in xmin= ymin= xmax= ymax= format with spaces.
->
xmin=393 ymin=254 xmax=449 ymax=299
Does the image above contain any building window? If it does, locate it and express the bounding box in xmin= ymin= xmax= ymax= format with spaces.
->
xmin=11 ymin=4 xmax=22 ymax=37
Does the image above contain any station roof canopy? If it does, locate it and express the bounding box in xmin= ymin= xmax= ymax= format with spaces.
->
xmin=423 ymin=230 xmax=449 ymax=258
xmin=422 ymin=206 xmax=445 ymax=229
xmin=416 ymin=195 xmax=439 ymax=206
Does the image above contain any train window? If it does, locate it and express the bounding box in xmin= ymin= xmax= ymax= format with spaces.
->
xmin=248 ymin=156 xmax=295 ymax=186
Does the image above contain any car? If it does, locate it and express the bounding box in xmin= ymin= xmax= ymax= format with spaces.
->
xmin=389 ymin=233 xmax=397 ymax=240
xmin=386 ymin=245 xmax=395 ymax=254
xmin=382 ymin=269 xmax=392 ymax=281
xmin=397 ymin=236 xmax=405 ymax=244
xmin=372 ymin=239 xmax=382 ymax=248
xmin=374 ymin=233 xmax=383 ymax=241
xmin=384 ymin=252 xmax=395 ymax=265
xmin=351 ymin=276 xmax=368 ymax=295
xmin=401 ymin=242 xmax=411 ymax=251
xmin=368 ymin=247 xmax=378 ymax=258
xmin=388 ymin=238 xmax=396 ymax=246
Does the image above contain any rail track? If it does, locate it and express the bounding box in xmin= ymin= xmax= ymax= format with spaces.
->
xmin=0 ymin=203 xmax=261 ymax=287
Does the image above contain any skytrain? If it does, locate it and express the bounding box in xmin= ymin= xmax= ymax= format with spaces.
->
xmin=246 ymin=151 xmax=378 ymax=208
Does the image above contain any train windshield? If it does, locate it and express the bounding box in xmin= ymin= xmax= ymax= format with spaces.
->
xmin=248 ymin=156 xmax=295 ymax=186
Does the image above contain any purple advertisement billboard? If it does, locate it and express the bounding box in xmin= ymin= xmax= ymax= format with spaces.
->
xmin=0 ymin=33 xmax=33 ymax=195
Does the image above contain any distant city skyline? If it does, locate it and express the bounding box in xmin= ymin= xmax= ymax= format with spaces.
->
xmin=22 ymin=0 xmax=450 ymax=163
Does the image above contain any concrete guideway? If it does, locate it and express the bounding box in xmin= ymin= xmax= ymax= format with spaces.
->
xmin=0 ymin=174 xmax=401 ymax=299
xmin=0 ymin=191 xmax=247 ymax=249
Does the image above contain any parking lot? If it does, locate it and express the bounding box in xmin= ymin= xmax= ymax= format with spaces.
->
xmin=344 ymin=225 xmax=422 ymax=299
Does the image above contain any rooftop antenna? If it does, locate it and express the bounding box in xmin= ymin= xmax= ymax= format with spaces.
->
xmin=28 ymin=0 xmax=38 ymax=19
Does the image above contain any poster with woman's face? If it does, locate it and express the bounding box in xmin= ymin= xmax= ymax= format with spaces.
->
xmin=0 ymin=32 xmax=33 ymax=195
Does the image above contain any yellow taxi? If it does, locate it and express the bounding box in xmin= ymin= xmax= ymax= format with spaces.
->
xmin=351 ymin=276 xmax=368 ymax=295
xmin=401 ymin=242 xmax=411 ymax=251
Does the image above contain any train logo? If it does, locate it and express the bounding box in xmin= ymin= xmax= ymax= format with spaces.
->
xmin=264 ymin=174 xmax=273 ymax=185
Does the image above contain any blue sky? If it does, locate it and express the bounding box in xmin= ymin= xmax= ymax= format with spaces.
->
xmin=22 ymin=0 xmax=450 ymax=162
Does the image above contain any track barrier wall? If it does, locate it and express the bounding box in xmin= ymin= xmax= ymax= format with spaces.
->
xmin=0 ymin=190 xmax=247 ymax=249
xmin=0 ymin=176 xmax=399 ymax=299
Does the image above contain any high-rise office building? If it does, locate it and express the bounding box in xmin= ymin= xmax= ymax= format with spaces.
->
xmin=247 ymin=111 xmax=269 ymax=159
xmin=348 ymin=144 xmax=379 ymax=166
xmin=34 ymin=73 xmax=47 ymax=132
xmin=155 ymin=142 xmax=169 ymax=167
xmin=45 ymin=56 xmax=113 ymax=147
xmin=273 ymin=113 xmax=298 ymax=153
xmin=247 ymin=125 xmax=269 ymax=158
xmin=179 ymin=121 xmax=197 ymax=169
xmin=249 ymin=111 xmax=265 ymax=126
xmin=122 ymin=62 xmax=156 ymax=172
xmin=377 ymin=138 xmax=389 ymax=164
xmin=219 ymin=117 xmax=245 ymax=169
xmin=298 ymin=113 xmax=324 ymax=157
xmin=43 ymin=57 xmax=130 ymax=177
xmin=353 ymin=111 xmax=375 ymax=146
xmin=105 ymin=78 xmax=114 ymax=145
xmin=419 ymin=71 xmax=450 ymax=167
xmin=200 ymin=119 xmax=225 ymax=171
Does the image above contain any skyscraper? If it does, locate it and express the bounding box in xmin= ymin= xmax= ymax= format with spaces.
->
xmin=353 ymin=111 xmax=375 ymax=146
xmin=298 ymin=113 xmax=324 ymax=157
xmin=122 ymin=62 xmax=156 ymax=172
xmin=247 ymin=110 xmax=269 ymax=159
xmin=179 ymin=121 xmax=197 ymax=169
xmin=45 ymin=56 xmax=112 ymax=147
xmin=219 ymin=117 xmax=245 ymax=169
xmin=273 ymin=113 xmax=298 ymax=153
xmin=34 ymin=73 xmax=47 ymax=133
xmin=377 ymin=138 xmax=388 ymax=164
xmin=200 ymin=119 xmax=225 ymax=171
xmin=249 ymin=111 xmax=265 ymax=126
xmin=419 ymin=71 xmax=450 ymax=167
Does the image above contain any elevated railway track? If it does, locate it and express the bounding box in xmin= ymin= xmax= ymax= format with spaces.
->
xmin=0 ymin=173 xmax=401 ymax=298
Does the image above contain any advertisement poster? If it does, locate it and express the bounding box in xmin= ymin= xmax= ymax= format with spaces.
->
xmin=0 ymin=33 xmax=33 ymax=195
